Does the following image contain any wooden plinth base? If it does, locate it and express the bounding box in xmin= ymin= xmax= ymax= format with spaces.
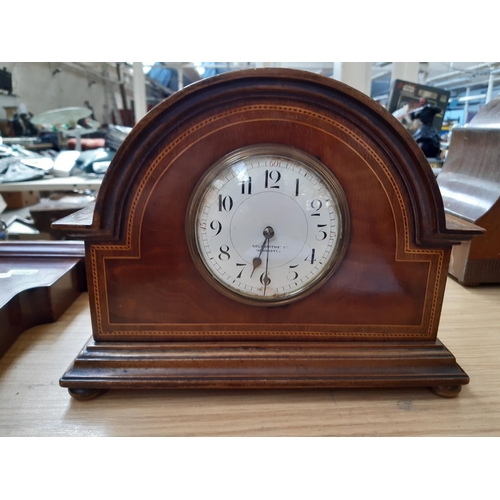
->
xmin=60 ymin=338 xmax=469 ymax=399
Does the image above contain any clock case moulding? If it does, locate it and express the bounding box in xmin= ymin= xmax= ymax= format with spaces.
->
xmin=53 ymin=68 xmax=483 ymax=400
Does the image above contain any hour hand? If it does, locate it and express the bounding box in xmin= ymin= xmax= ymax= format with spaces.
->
xmin=250 ymin=257 xmax=262 ymax=277
xmin=250 ymin=226 xmax=275 ymax=277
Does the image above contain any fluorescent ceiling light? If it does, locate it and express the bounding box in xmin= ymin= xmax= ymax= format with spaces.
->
xmin=458 ymin=94 xmax=486 ymax=102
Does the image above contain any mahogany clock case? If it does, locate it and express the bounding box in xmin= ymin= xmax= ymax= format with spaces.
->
xmin=54 ymin=68 xmax=482 ymax=398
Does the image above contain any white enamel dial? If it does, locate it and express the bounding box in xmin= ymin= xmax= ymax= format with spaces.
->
xmin=187 ymin=145 xmax=349 ymax=306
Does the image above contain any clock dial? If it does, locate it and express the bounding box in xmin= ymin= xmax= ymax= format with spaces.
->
xmin=187 ymin=145 xmax=349 ymax=306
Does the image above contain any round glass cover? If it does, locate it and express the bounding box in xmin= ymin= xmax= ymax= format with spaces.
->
xmin=186 ymin=144 xmax=349 ymax=306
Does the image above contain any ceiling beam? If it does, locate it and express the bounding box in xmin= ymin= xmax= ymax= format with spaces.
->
xmin=425 ymin=62 xmax=499 ymax=83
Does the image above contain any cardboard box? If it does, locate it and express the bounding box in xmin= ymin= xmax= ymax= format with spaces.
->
xmin=2 ymin=190 xmax=40 ymax=209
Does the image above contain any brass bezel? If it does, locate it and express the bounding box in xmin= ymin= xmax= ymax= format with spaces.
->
xmin=186 ymin=144 xmax=350 ymax=307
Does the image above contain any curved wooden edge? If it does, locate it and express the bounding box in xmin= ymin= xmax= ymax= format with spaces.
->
xmin=438 ymin=127 xmax=500 ymax=223
xmin=0 ymin=258 xmax=85 ymax=357
xmin=468 ymin=95 xmax=500 ymax=128
xmin=50 ymin=68 xmax=455 ymax=247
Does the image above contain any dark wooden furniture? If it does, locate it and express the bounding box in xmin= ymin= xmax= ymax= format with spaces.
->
xmin=437 ymin=97 xmax=500 ymax=285
xmin=53 ymin=68 xmax=482 ymax=400
xmin=29 ymin=197 xmax=93 ymax=239
xmin=0 ymin=241 xmax=86 ymax=358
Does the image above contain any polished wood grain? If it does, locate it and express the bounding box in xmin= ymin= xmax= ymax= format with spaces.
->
xmin=0 ymin=241 xmax=86 ymax=358
xmin=60 ymin=339 xmax=469 ymax=392
xmin=52 ymin=68 xmax=482 ymax=395
xmin=438 ymin=96 xmax=500 ymax=285
xmin=0 ymin=279 xmax=499 ymax=436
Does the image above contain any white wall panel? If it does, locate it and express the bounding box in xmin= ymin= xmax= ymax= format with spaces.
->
xmin=0 ymin=62 xmax=124 ymax=124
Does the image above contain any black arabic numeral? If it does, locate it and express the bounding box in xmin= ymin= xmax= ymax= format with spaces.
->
xmin=287 ymin=265 xmax=299 ymax=281
xmin=260 ymin=272 xmax=271 ymax=285
xmin=241 ymin=177 xmax=252 ymax=195
xmin=316 ymin=224 xmax=328 ymax=241
xmin=235 ymin=263 xmax=247 ymax=279
xmin=311 ymin=199 xmax=322 ymax=216
xmin=264 ymin=169 xmax=281 ymax=189
xmin=218 ymin=195 xmax=233 ymax=212
xmin=218 ymin=245 xmax=231 ymax=261
xmin=304 ymin=249 xmax=316 ymax=264
xmin=210 ymin=220 xmax=222 ymax=236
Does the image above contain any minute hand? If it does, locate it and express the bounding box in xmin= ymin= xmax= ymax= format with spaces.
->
xmin=250 ymin=226 xmax=275 ymax=277
xmin=263 ymin=236 xmax=271 ymax=296
xmin=250 ymin=237 xmax=268 ymax=277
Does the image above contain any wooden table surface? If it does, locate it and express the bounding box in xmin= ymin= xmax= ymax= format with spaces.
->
xmin=1 ymin=278 xmax=499 ymax=437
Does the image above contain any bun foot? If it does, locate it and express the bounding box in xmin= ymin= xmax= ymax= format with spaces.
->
xmin=68 ymin=388 xmax=107 ymax=401
xmin=429 ymin=385 xmax=462 ymax=398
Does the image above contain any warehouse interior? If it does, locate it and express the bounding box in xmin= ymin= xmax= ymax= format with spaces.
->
xmin=2 ymin=62 xmax=499 ymax=127
xmin=1 ymin=61 xmax=499 ymax=239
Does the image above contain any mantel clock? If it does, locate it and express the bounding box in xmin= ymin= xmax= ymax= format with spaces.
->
xmin=54 ymin=69 xmax=482 ymax=400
